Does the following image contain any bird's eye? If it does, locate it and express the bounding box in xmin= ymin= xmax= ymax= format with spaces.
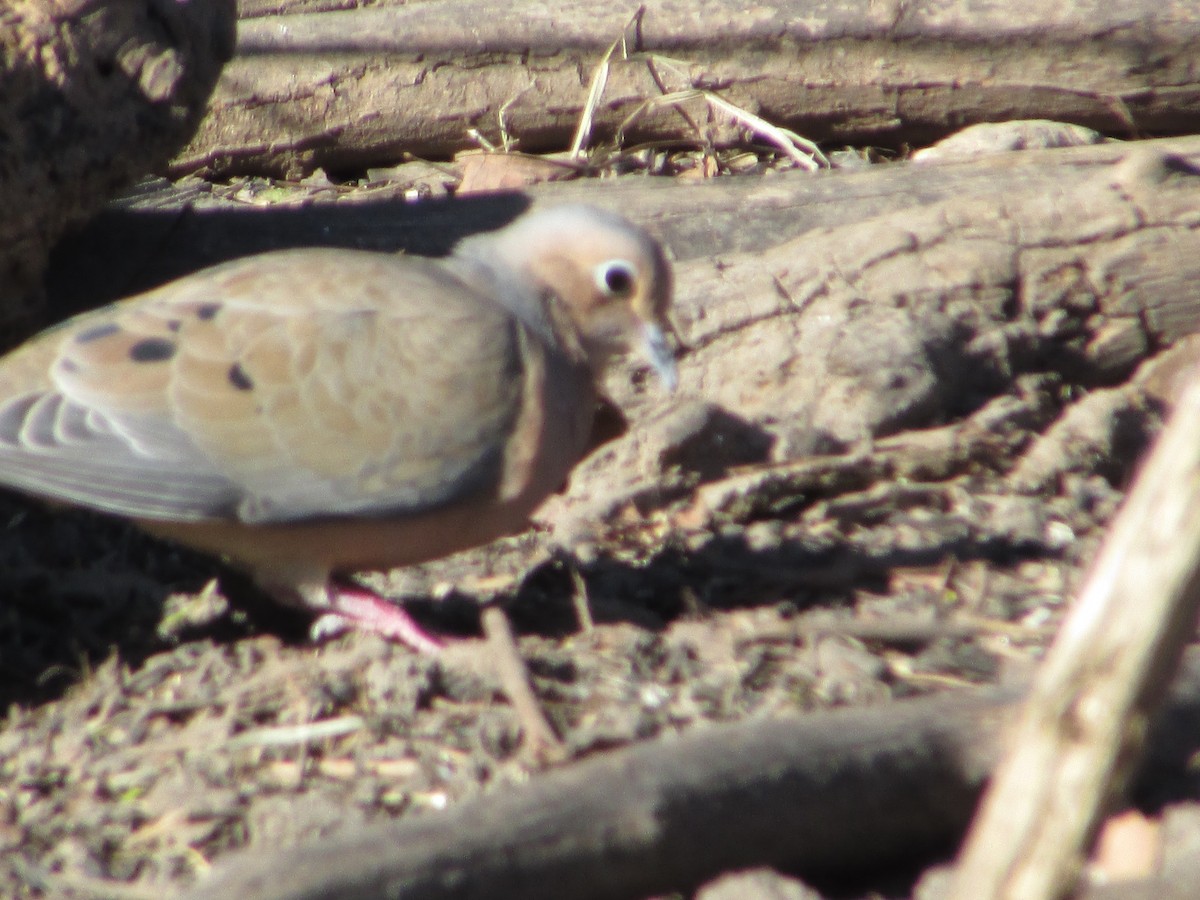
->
xmin=595 ymin=260 xmax=638 ymax=299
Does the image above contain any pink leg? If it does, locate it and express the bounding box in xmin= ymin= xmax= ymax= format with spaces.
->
xmin=310 ymin=583 xmax=446 ymax=654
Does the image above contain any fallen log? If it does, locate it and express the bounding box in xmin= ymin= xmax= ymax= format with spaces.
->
xmin=183 ymin=653 xmax=1200 ymax=900
xmin=173 ymin=0 xmax=1200 ymax=178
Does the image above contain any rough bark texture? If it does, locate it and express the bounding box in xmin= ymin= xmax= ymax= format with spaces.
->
xmin=171 ymin=0 xmax=1200 ymax=178
xmin=0 ymin=0 xmax=235 ymax=343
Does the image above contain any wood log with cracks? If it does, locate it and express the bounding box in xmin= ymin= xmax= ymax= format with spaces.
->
xmin=174 ymin=0 xmax=1200 ymax=178
xmin=540 ymin=141 xmax=1200 ymax=563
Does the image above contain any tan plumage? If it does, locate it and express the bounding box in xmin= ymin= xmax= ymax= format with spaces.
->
xmin=0 ymin=205 xmax=675 ymax=650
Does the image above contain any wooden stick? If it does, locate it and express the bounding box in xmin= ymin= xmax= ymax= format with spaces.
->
xmin=480 ymin=605 xmax=563 ymax=760
xmin=181 ymin=657 xmax=1200 ymax=900
xmin=184 ymin=686 xmax=1014 ymax=900
xmin=949 ymin=374 xmax=1200 ymax=899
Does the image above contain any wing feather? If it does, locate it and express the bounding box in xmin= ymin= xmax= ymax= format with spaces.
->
xmin=0 ymin=249 xmax=529 ymax=524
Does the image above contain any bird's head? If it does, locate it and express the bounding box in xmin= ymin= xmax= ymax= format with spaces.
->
xmin=458 ymin=205 xmax=677 ymax=390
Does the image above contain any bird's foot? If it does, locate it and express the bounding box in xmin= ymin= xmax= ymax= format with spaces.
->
xmin=310 ymin=583 xmax=445 ymax=654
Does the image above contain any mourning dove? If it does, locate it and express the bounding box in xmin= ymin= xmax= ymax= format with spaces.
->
xmin=0 ymin=204 xmax=675 ymax=651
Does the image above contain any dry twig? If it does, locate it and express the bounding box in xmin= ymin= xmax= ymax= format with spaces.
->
xmin=949 ymin=373 xmax=1200 ymax=899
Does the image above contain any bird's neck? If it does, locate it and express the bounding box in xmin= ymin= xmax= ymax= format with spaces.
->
xmin=446 ymin=251 xmax=596 ymax=373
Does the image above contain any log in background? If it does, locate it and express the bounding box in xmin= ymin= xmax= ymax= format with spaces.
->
xmin=176 ymin=0 xmax=1200 ymax=177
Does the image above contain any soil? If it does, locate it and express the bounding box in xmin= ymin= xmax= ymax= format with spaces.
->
xmin=0 ymin=158 xmax=1189 ymax=899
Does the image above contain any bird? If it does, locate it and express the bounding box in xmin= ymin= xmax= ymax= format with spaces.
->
xmin=0 ymin=204 xmax=676 ymax=652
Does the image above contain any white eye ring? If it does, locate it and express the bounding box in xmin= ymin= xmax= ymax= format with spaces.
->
xmin=595 ymin=259 xmax=638 ymax=299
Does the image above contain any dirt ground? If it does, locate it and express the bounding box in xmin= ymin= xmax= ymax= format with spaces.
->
xmin=0 ymin=386 xmax=1122 ymax=898
xmin=0 ymin=155 xmax=1192 ymax=899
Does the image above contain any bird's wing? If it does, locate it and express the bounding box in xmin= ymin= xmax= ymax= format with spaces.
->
xmin=0 ymin=249 xmax=532 ymax=524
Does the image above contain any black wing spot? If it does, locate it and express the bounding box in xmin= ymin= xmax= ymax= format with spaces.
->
xmin=75 ymin=322 xmax=121 ymax=343
xmin=166 ymin=319 xmax=183 ymax=332
xmin=129 ymin=337 xmax=177 ymax=362
xmin=196 ymin=303 xmax=222 ymax=321
xmin=228 ymin=363 xmax=254 ymax=391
